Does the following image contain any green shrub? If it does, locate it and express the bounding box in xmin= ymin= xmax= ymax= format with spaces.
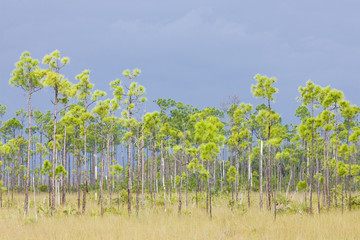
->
xmin=39 ymin=184 xmax=48 ymax=192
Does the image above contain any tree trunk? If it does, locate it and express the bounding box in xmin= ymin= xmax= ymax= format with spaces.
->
xmin=260 ymin=140 xmax=263 ymax=210
xmin=100 ymin=137 xmax=105 ymax=216
xmin=267 ymin=143 xmax=271 ymax=211
xmin=77 ymin=136 xmax=81 ymax=210
xmin=92 ymin=125 xmax=97 ymax=187
xmin=127 ymin=136 xmax=132 ymax=216
xmin=62 ymin=125 xmax=67 ymax=205
xmin=247 ymin=141 xmax=251 ymax=208
xmin=24 ymin=91 xmax=32 ymax=217
xmin=235 ymin=150 xmax=239 ymax=202
xmin=160 ymin=140 xmax=166 ymax=211
xmin=106 ymin=134 xmax=111 ymax=208
xmin=141 ymin=134 xmax=145 ymax=207
xmin=136 ymin=130 xmax=142 ymax=216
xmin=82 ymin=122 xmax=88 ymax=213
xmin=51 ymin=88 xmax=58 ymax=217
xmin=334 ymin=104 xmax=339 ymax=207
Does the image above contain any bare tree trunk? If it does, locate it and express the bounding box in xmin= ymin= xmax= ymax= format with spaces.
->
xmin=24 ymin=91 xmax=32 ymax=217
xmin=77 ymin=136 xmax=81 ymax=210
xmin=316 ymin=143 xmax=320 ymax=214
xmin=274 ymin=158 xmax=280 ymax=220
xmin=0 ymin=152 xmax=2 ymax=208
xmin=106 ymin=134 xmax=111 ymax=208
xmin=341 ymin=179 xmax=344 ymax=214
xmin=82 ymin=122 xmax=88 ymax=213
xmin=149 ymin=139 xmax=153 ymax=203
xmin=334 ymin=105 xmax=339 ymax=207
xmin=127 ymin=136 xmax=132 ymax=216
xmin=207 ymin=160 xmax=210 ymax=215
xmin=326 ymin=132 xmax=330 ymax=211
xmin=247 ymin=141 xmax=251 ymax=208
xmin=92 ymin=125 xmax=97 ymax=187
xmin=141 ymin=135 xmax=145 ymax=207
xmin=178 ymin=163 xmax=182 ymax=215
xmin=51 ymin=88 xmax=58 ymax=217
xmin=348 ymin=128 xmax=352 ymax=211
xmin=286 ymin=164 xmax=292 ymax=198
xmin=209 ymin=176 xmax=212 ymax=219
xmin=260 ymin=140 xmax=263 ymax=210
xmin=62 ymin=125 xmax=67 ymax=205
xmin=160 ymin=140 xmax=166 ymax=211
xmin=267 ymin=143 xmax=271 ymax=211
xmin=178 ymin=148 xmax=184 ymax=215
xmin=100 ymin=137 xmax=105 ymax=216
xmin=136 ymin=130 xmax=142 ymax=216
xmin=235 ymin=150 xmax=239 ymax=202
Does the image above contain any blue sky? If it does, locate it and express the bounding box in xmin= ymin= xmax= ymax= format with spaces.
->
xmin=1 ymin=0 xmax=359 ymax=123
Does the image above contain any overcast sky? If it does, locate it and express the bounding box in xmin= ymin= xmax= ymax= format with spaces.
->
xmin=1 ymin=0 xmax=359 ymax=123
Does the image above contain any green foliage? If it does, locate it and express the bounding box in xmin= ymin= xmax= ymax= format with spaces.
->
xmin=38 ymin=184 xmax=48 ymax=192
xmin=226 ymin=166 xmax=237 ymax=184
xmin=10 ymin=51 xmax=44 ymax=93
xmin=251 ymin=74 xmax=278 ymax=102
xmin=297 ymin=181 xmax=306 ymax=191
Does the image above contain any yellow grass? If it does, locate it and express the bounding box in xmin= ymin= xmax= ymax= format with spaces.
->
xmin=0 ymin=192 xmax=359 ymax=239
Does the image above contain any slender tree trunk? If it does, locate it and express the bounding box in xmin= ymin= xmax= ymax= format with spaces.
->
xmin=322 ymin=130 xmax=327 ymax=208
xmin=160 ymin=140 xmax=166 ymax=211
xmin=106 ymin=134 xmax=111 ymax=208
xmin=334 ymin=104 xmax=339 ymax=207
xmin=260 ymin=140 xmax=263 ymax=210
xmin=341 ymin=179 xmax=344 ymax=214
xmin=178 ymin=167 xmax=182 ymax=215
xmin=62 ymin=125 xmax=67 ymax=205
xmin=24 ymin=91 xmax=32 ymax=217
xmin=247 ymin=141 xmax=251 ymax=208
xmin=77 ymin=136 xmax=81 ymax=210
xmin=92 ymin=125 xmax=97 ymax=187
xmin=127 ymin=136 xmax=132 ymax=216
xmin=315 ymin=142 xmax=320 ymax=214
xmin=326 ymin=131 xmax=330 ymax=211
xmin=82 ymin=121 xmax=88 ymax=213
xmin=274 ymin=158 xmax=280 ymax=220
xmin=235 ymin=150 xmax=239 ymax=202
xmin=348 ymin=126 xmax=352 ymax=211
xmin=149 ymin=139 xmax=153 ymax=202
xmin=178 ymin=148 xmax=183 ymax=215
xmin=267 ymin=143 xmax=271 ymax=211
xmin=286 ymin=164 xmax=292 ymax=198
xmin=51 ymin=88 xmax=58 ymax=217
xmin=209 ymin=175 xmax=212 ymax=219
xmin=0 ymin=152 xmax=2 ymax=208
xmin=141 ymin=134 xmax=145 ymax=207
xmin=100 ymin=136 xmax=105 ymax=216
xmin=136 ymin=130 xmax=142 ymax=216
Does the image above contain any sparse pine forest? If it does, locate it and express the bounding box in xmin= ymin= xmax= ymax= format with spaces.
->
xmin=1 ymin=50 xmax=360 ymax=239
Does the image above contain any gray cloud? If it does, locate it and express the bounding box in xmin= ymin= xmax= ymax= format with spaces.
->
xmin=1 ymin=0 xmax=359 ymax=124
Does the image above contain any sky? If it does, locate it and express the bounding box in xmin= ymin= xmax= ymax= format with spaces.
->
xmin=1 ymin=0 xmax=360 ymax=124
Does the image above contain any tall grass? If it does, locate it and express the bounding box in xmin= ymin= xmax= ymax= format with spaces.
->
xmin=0 ymin=192 xmax=359 ymax=239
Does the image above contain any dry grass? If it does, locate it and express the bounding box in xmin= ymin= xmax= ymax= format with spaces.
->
xmin=0 ymin=192 xmax=359 ymax=240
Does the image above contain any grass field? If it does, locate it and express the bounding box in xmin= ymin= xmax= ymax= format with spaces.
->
xmin=0 ymin=192 xmax=359 ymax=239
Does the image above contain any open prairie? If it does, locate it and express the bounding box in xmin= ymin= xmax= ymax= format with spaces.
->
xmin=1 ymin=193 xmax=359 ymax=240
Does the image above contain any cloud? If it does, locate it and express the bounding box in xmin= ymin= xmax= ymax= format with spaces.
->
xmin=1 ymin=1 xmax=360 ymax=124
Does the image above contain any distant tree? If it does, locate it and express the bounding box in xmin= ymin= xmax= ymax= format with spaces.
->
xmin=9 ymin=51 xmax=43 ymax=217
xmin=121 ymin=69 xmax=146 ymax=216
xmin=74 ymin=69 xmax=106 ymax=213
xmin=298 ymin=81 xmax=322 ymax=213
xmin=251 ymin=74 xmax=278 ymax=211
xmin=42 ymin=50 xmax=72 ymax=216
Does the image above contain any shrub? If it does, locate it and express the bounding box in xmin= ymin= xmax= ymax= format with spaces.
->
xmin=39 ymin=184 xmax=48 ymax=192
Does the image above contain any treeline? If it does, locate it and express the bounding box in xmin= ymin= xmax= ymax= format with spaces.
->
xmin=0 ymin=50 xmax=360 ymax=219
